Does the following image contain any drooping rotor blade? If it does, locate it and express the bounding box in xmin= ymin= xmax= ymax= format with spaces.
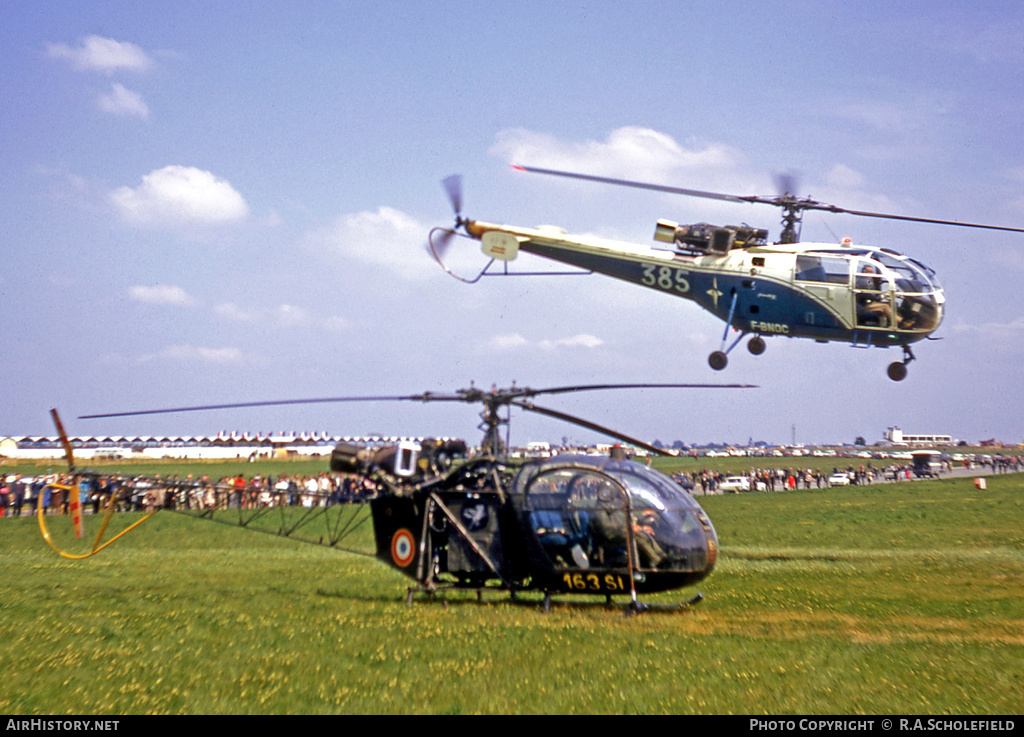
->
xmin=517 ymin=382 xmax=757 ymax=399
xmin=512 ymin=163 xmax=754 ymax=206
xmin=511 ymin=399 xmax=669 ymax=457
xmin=79 ymin=382 xmax=757 ymax=462
xmin=442 ymin=174 xmax=463 ymax=216
xmin=81 ymin=382 xmax=756 ymax=421
xmin=78 ymin=394 xmax=445 ymax=420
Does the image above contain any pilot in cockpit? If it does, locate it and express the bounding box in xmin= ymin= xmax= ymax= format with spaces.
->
xmin=590 ymin=484 xmax=665 ymax=569
xmin=856 ymin=264 xmax=893 ymax=327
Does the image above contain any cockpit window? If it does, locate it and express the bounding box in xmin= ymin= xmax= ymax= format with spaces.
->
xmin=852 ymin=255 xmax=942 ymax=331
xmin=601 ymin=462 xmax=698 ymax=511
xmin=796 ymin=255 xmax=850 ymax=284
xmin=869 ymin=251 xmax=939 ymax=293
xmin=517 ymin=460 xmax=711 ymax=572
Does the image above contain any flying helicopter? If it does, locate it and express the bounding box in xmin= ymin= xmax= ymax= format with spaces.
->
xmin=429 ymin=167 xmax=1024 ymax=381
xmin=42 ymin=381 xmax=753 ymax=613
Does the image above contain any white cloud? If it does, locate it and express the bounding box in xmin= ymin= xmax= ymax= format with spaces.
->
xmin=138 ymin=345 xmax=244 ymax=365
xmin=818 ymin=93 xmax=953 ymax=165
xmin=824 ymin=164 xmax=866 ymax=191
xmin=539 ymin=334 xmax=604 ymax=350
xmin=273 ymin=304 xmax=311 ymax=327
xmin=215 ymin=302 xmax=315 ymax=328
xmin=214 ymin=302 xmax=253 ymax=322
xmin=46 ymin=35 xmax=154 ymax=74
xmin=314 ymin=206 xmax=437 ymax=281
xmin=128 ymin=284 xmax=196 ymax=306
xmin=952 ymin=316 xmax=1024 ymax=339
xmin=111 ymin=166 xmax=249 ymax=226
xmin=482 ymin=332 xmax=603 ymax=352
xmin=488 ymin=126 xmax=919 ymax=231
xmin=815 ymin=163 xmax=902 ymax=215
xmin=829 ymin=100 xmax=919 ymax=136
xmin=97 ymin=83 xmax=149 ymax=119
xmin=483 ymin=333 xmax=531 ymax=352
xmin=919 ymin=16 xmax=1024 ymax=65
xmin=323 ymin=315 xmax=353 ymax=332
xmin=491 ymin=126 xmax=747 ymax=185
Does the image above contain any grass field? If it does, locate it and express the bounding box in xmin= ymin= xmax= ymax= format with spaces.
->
xmin=1 ymin=468 xmax=1021 ymax=714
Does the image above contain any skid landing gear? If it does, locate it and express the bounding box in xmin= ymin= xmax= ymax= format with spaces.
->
xmin=887 ymin=344 xmax=916 ymax=382
xmin=625 ymin=592 xmax=705 ymax=616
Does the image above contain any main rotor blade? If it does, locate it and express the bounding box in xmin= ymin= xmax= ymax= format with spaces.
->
xmin=512 ymin=164 xmax=755 ymax=205
xmin=78 ymin=394 xmax=445 ymax=420
xmin=511 ymin=399 xmax=669 ymax=457
xmin=81 ymin=382 xmax=756 ymax=420
xmin=514 ymin=163 xmax=1024 ymax=235
xmin=519 ymin=382 xmax=757 ymax=399
xmin=801 ymin=202 xmax=1024 ymax=234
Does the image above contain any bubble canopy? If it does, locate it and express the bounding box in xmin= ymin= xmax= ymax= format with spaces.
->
xmin=512 ymin=456 xmax=717 ymax=580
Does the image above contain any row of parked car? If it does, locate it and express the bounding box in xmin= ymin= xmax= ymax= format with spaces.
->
xmin=717 ymin=471 xmax=853 ymax=493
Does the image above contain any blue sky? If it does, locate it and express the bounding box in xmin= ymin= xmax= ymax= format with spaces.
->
xmin=3 ymin=1 xmax=1023 ymax=447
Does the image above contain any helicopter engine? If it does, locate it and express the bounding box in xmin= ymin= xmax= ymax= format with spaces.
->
xmin=654 ymin=219 xmax=768 ymax=254
xmin=330 ymin=438 xmax=468 ymax=481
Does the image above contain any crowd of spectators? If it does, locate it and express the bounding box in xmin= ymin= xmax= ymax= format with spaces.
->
xmin=677 ymin=467 xmax=870 ymax=493
xmin=674 ymin=454 xmax=1023 ymax=495
xmin=0 ymin=471 xmax=379 ymax=517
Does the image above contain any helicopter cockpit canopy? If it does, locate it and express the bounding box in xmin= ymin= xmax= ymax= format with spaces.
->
xmin=869 ymin=250 xmax=941 ymax=293
xmin=856 ymin=250 xmax=943 ymax=332
xmin=513 ymin=457 xmax=717 ymax=575
xmin=796 ymin=247 xmax=944 ymax=333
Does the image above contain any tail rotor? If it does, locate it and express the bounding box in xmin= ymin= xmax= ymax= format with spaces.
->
xmin=427 ymin=174 xmax=465 ymax=263
xmin=442 ymin=173 xmax=463 ymax=218
xmin=427 ymin=174 xmax=490 ymax=285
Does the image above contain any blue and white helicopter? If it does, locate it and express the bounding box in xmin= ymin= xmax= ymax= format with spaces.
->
xmin=430 ymin=166 xmax=1024 ymax=381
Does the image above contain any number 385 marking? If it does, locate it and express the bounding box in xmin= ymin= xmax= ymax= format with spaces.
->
xmin=641 ymin=264 xmax=690 ymax=293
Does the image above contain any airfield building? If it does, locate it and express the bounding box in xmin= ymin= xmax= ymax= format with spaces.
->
xmin=884 ymin=426 xmax=954 ymax=446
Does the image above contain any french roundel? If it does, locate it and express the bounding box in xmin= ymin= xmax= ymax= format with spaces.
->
xmin=391 ymin=529 xmax=416 ymax=568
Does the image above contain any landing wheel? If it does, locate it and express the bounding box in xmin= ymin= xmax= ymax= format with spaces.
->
xmin=748 ymin=336 xmax=766 ymax=356
xmin=887 ymin=361 xmax=908 ymax=382
xmin=708 ymin=351 xmax=728 ymax=371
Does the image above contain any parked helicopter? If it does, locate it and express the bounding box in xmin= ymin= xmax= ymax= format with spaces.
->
xmin=429 ymin=167 xmax=1024 ymax=381
xmin=45 ymin=381 xmax=753 ymax=613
